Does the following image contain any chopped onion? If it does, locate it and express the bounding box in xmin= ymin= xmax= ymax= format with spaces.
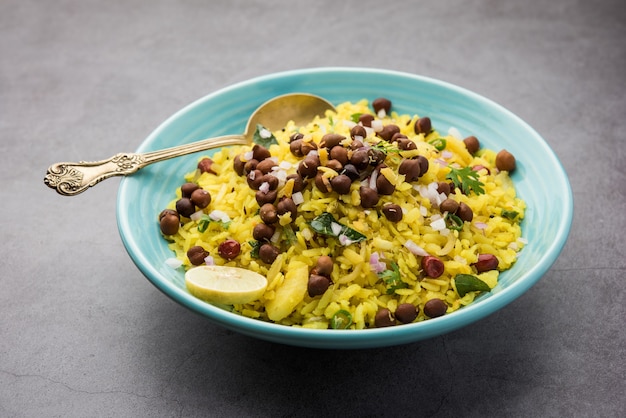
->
xmin=270 ymin=230 xmax=281 ymax=243
xmin=338 ymin=234 xmax=353 ymax=246
xmin=331 ymin=222 xmax=342 ymax=236
xmin=209 ymin=210 xmax=230 ymax=223
xmin=404 ymin=239 xmax=429 ymax=257
xmin=369 ymin=170 xmax=378 ymax=190
xmin=454 ymin=255 xmax=467 ymax=264
xmin=292 ymin=191 xmax=304 ymax=205
xmin=165 ymin=258 xmax=183 ymax=269
xmin=448 ymin=126 xmax=462 ymax=139
xmin=342 ymin=120 xmax=356 ymax=128
xmin=371 ymin=119 xmax=384 ymax=132
xmin=278 ymin=161 xmax=292 ymax=170
xmin=204 ymin=255 xmax=215 ymax=266
xmin=441 ymin=150 xmax=453 ymax=159
xmin=435 ymin=158 xmax=448 ymax=167
xmin=474 ymin=222 xmax=488 ymax=230
xmin=369 ymin=252 xmax=387 ymax=273
xmin=430 ymin=217 xmax=447 ymax=231
xmin=259 ymin=181 xmax=270 ymax=193
xmin=259 ymin=128 xmax=272 ymax=138
xmin=190 ymin=210 xmax=204 ymax=221
xmin=419 ymin=205 xmax=428 ymax=217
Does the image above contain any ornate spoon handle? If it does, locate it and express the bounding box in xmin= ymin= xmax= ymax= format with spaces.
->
xmin=44 ymin=134 xmax=248 ymax=196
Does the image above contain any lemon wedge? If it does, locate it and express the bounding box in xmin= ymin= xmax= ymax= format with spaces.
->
xmin=185 ymin=265 xmax=268 ymax=305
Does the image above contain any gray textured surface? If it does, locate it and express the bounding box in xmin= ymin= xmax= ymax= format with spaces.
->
xmin=1 ymin=0 xmax=625 ymax=416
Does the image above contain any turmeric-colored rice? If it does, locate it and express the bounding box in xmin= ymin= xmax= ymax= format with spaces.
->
xmin=162 ymin=100 xmax=526 ymax=329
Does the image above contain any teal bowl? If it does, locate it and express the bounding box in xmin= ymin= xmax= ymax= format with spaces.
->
xmin=117 ymin=68 xmax=572 ymax=349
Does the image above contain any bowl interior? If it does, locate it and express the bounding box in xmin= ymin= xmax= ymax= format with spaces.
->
xmin=117 ymin=68 xmax=572 ymax=349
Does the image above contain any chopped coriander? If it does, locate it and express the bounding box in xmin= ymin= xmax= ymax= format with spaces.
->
xmin=379 ymin=262 xmax=407 ymax=294
xmin=446 ymin=166 xmax=485 ymax=195
xmin=249 ymin=240 xmax=261 ymax=259
xmin=350 ymin=113 xmax=362 ymax=124
xmin=197 ymin=214 xmax=231 ymax=233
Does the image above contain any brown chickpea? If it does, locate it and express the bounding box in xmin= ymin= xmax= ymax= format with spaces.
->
xmin=350 ymin=125 xmax=367 ymax=140
xmin=330 ymin=174 xmax=352 ymax=195
xmin=382 ymin=203 xmax=403 ymax=222
xmin=252 ymin=144 xmax=271 ymax=161
xmin=159 ymin=209 xmax=180 ymax=236
xmin=372 ymin=97 xmax=392 ymax=114
xmin=181 ymin=182 xmax=199 ymax=198
xmin=496 ymin=149 xmax=516 ymax=172
xmin=259 ymin=243 xmax=280 ymax=264
xmin=456 ymin=202 xmax=474 ymax=222
xmin=414 ymin=116 xmax=432 ymax=135
xmin=439 ymin=198 xmax=459 ymax=214
xmin=197 ymin=158 xmax=216 ymax=174
xmin=463 ymin=136 xmax=480 ymax=155
xmin=252 ymin=223 xmax=275 ymax=241
xmin=359 ymin=187 xmax=379 ymax=208
xmin=190 ymin=189 xmax=211 ymax=209
xmin=187 ymin=245 xmax=209 ymax=266
xmin=175 ymin=197 xmax=195 ymax=218
xmin=399 ymin=159 xmax=421 ymax=182
xmin=286 ymin=174 xmax=306 ymax=193
xmin=307 ymin=274 xmax=331 ymax=297
xmin=329 ymin=146 xmax=349 ymax=165
xmin=316 ymin=255 xmax=334 ymax=277
xmin=395 ymin=303 xmax=418 ymax=324
xmin=358 ymin=114 xmax=374 ymax=127
xmin=276 ymin=197 xmax=297 ymax=221
xmin=424 ymin=299 xmax=447 ymax=318
xmin=374 ymin=308 xmax=395 ymax=327
xmin=320 ymin=133 xmax=345 ymax=149
xmin=259 ymin=203 xmax=278 ymax=224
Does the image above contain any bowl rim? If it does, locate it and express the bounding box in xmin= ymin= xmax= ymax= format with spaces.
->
xmin=117 ymin=67 xmax=573 ymax=348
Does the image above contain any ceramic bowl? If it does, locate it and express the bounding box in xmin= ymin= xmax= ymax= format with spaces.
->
xmin=117 ymin=68 xmax=572 ymax=349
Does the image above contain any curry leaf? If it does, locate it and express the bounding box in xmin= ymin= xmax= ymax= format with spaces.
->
xmin=253 ymin=124 xmax=278 ymax=147
xmin=454 ymin=274 xmax=491 ymax=297
xmin=309 ymin=212 xmax=367 ymax=244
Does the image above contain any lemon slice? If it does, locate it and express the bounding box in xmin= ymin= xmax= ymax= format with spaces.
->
xmin=185 ymin=265 xmax=268 ymax=305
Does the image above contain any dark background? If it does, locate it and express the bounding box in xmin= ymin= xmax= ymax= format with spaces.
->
xmin=1 ymin=0 xmax=624 ymax=416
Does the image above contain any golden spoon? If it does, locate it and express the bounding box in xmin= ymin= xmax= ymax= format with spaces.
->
xmin=44 ymin=93 xmax=335 ymax=196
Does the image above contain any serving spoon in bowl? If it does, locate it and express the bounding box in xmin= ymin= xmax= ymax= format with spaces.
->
xmin=44 ymin=93 xmax=336 ymax=196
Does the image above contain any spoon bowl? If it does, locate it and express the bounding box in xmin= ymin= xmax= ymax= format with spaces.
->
xmin=43 ymin=93 xmax=335 ymax=196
